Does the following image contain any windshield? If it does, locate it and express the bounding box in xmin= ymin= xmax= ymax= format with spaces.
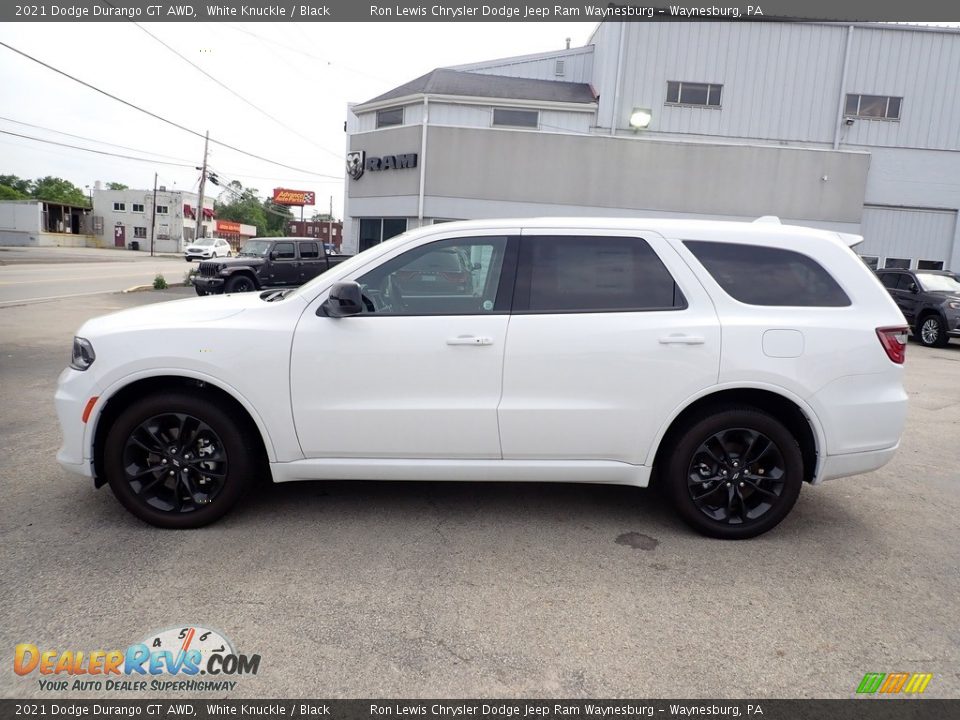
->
xmin=194 ymin=238 xmax=215 ymax=246
xmin=238 ymin=240 xmax=272 ymax=257
xmin=917 ymin=273 xmax=960 ymax=293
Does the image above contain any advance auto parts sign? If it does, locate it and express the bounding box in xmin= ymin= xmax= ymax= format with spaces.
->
xmin=346 ymin=150 xmax=418 ymax=181
xmin=272 ymin=188 xmax=316 ymax=206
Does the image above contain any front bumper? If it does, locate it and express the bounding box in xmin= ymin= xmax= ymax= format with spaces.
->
xmin=185 ymin=252 xmax=214 ymax=260
xmin=194 ymin=276 xmax=226 ymax=293
xmin=55 ymin=366 xmax=96 ymax=478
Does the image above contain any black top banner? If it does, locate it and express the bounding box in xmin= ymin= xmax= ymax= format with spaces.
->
xmin=3 ymin=1 xmax=960 ymax=23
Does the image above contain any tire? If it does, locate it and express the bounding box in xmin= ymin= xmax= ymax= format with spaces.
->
xmin=194 ymin=285 xmax=207 ymax=297
xmin=225 ymin=275 xmax=256 ymax=293
xmin=185 ymin=257 xmax=193 ymax=262
xmin=663 ymin=407 xmax=803 ymax=539
xmin=917 ymin=315 xmax=949 ymax=348
xmin=102 ymin=392 xmax=256 ymax=528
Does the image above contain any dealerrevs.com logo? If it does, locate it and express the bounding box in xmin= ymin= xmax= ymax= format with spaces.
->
xmin=14 ymin=626 xmax=260 ymax=692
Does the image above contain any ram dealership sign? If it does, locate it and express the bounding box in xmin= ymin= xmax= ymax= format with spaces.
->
xmin=346 ymin=150 xmax=418 ymax=181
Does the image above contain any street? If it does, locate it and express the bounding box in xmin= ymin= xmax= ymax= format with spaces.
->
xmin=0 ymin=287 xmax=958 ymax=699
xmin=0 ymin=247 xmax=189 ymax=307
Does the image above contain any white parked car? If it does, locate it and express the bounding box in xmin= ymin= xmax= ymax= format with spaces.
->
xmin=56 ymin=218 xmax=909 ymax=538
xmin=183 ymin=237 xmax=232 ymax=261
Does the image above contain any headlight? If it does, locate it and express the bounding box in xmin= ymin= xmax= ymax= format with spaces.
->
xmin=70 ymin=337 xmax=96 ymax=371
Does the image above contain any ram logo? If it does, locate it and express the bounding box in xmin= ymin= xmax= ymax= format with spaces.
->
xmin=346 ymin=151 xmax=365 ymax=180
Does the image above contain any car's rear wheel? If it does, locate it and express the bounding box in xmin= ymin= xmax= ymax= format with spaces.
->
xmin=664 ymin=407 xmax=803 ymax=539
xmin=225 ymin=275 xmax=256 ymax=293
xmin=917 ymin=315 xmax=948 ymax=347
xmin=103 ymin=393 xmax=255 ymax=528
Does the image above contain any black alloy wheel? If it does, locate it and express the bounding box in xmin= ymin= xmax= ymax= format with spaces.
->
xmin=665 ymin=407 xmax=803 ymax=539
xmin=104 ymin=393 xmax=254 ymax=528
xmin=225 ymin=275 xmax=255 ymax=293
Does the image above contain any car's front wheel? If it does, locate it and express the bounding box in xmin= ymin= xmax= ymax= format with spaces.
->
xmin=917 ymin=315 xmax=949 ymax=347
xmin=194 ymin=285 xmax=208 ymax=296
xmin=225 ymin=275 xmax=256 ymax=293
xmin=103 ymin=393 xmax=256 ymax=528
xmin=664 ymin=407 xmax=803 ymax=539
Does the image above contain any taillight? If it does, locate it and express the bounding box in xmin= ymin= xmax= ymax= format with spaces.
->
xmin=876 ymin=326 xmax=909 ymax=364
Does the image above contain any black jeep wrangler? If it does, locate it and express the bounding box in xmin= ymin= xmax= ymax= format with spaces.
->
xmin=194 ymin=237 xmax=350 ymax=295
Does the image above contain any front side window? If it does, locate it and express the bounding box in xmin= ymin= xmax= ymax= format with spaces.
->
xmin=376 ymin=107 xmax=403 ymax=128
xmin=879 ymin=273 xmax=901 ymax=289
xmin=515 ymin=236 xmax=685 ymax=313
xmin=685 ymin=241 xmax=851 ymax=307
xmin=666 ymin=81 xmax=722 ymax=107
xmin=356 ymin=237 xmax=509 ymax=316
xmin=492 ymin=108 xmax=539 ymax=128
xmin=845 ymin=94 xmax=902 ymax=120
xmin=273 ymin=242 xmax=295 ymax=260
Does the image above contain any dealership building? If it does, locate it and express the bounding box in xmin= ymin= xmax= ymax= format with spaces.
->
xmin=343 ymin=21 xmax=960 ymax=272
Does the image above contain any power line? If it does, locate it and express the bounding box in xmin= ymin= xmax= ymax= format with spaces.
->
xmin=0 ymin=129 xmax=198 ymax=168
xmin=0 ymin=115 xmax=197 ymax=164
xmin=0 ymin=39 xmax=341 ymax=180
xmin=128 ymin=21 xmax=343 ymax=162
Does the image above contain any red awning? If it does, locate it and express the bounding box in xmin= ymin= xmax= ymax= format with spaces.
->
xmin=183 ymin=203 xmax=195 ymax=219
xmin=202 ymin=208 xmax=215 ymax=219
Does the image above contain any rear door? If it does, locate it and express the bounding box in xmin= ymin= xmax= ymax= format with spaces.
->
xmin=497 ymin=230 xmax=720 ymax=465
xmin=297 ymin=241 xmax=325 ymax=284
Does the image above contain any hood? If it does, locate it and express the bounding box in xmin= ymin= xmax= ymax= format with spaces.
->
xmin=202 ymin=256 xmax=266 ymax=267
xmin=78 ymin=292 xmax=264 ymax=337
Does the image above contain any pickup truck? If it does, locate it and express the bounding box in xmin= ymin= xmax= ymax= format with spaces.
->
xmin=194 ymin=237 xmax=351 ymax=295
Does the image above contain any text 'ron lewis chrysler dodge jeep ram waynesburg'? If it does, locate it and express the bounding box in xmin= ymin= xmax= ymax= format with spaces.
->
xmin=56 ymin=218 xmax=909 ymax=539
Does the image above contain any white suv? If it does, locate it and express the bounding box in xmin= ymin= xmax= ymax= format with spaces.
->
xmin=183 ymin=237 xmax=232 ymax=261
xmin=55 ymin=218 xmax=909 ymax=538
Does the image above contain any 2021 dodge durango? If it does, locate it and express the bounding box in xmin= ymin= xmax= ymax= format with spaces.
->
xmin=55 ymin=218 xmax=909 ymax=538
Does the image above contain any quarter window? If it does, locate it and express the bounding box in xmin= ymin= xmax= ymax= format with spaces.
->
xmin=684 ymin=241 xmax=850 ymax=307
xmin=516 ymin=236 xmax=685 ymax=313
xmin=666 ymin=81 xmax=722 ymax=107
xmin=356 ymin=237 xmax=509 ymax=316
xmin=376 ymin=107 xmax=403 ymax=128
xmin=492 ymin=108 xmax=539 ymax=128
xmin=845 ymin=94 xmax=902 ymax=120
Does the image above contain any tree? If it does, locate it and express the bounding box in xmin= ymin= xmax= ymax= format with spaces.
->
xmin=0 ymin=184 xmax=28 ymax=200
xmin=0 ymin=174 xmax=33 ymax=195
xmin=106 ymin=182 xmax=128 ymax=190
xmin=263 ymin=199 xmax=294 ymax=237
xmin=30 ymin=176 xmax=88 ymax=206
xmin=214 ymin=183 xmax=267 ymax=235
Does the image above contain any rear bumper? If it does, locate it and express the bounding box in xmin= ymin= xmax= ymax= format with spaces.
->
xmin=814 ymin=443 xmax=899 ymax=484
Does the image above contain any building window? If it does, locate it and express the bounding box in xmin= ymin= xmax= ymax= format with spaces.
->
xmin=113 ymin=202 xmax=125 ymax=212
xmin=917 ymin=259 xmax=944 ymax=270
xmin=859 ymin=255 xmax=880 ymax=271
xmin=156 ymin=206 xmax=168 ymax=215
xmin=554 ymin=59 xmax=565 ymax=76
xmin=666 ymin=81 xmax=722 ymax=107
xmin=845 ymin=94 xmax=902 ymax=120
xmin=492 ymin=108 xmax=539 ymax=128
xmin=359 ymin=218 xmax=407 ymax=252
xmin=134 ymin=227 xmax=147 ymax=239
xmin=376 ymin=107 xmax=404 ymax=128
xmin=132 ymin=203 xmax=144 ymax=213
xmin=884 ymin=257 xmax=911 ymax=269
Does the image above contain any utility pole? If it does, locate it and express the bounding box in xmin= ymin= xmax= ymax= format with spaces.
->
xmin=328 ymin=195 xmax=333 ymax=252
xmin=195 ymin=130 xmax=210 ymax=240
xmin=149 ymin=172 xmax=158 ymax=257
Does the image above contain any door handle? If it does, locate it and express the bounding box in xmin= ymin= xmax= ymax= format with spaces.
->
xmin=658 ymin=334 xmax=705 ymax=345
xmin=446 ymin=335 xmax=493 ymax=346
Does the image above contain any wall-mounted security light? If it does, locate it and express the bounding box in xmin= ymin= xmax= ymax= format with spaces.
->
xmin=629 ymin=107 xmax=653 ymax=130
xmin=844 ymin=118 xmax=855 ymax=126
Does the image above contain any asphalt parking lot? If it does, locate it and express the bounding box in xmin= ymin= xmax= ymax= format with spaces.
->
xmin=0 ymin=287 xmax=957 ymax=699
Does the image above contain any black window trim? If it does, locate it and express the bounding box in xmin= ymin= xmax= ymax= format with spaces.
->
xmin=344 ymin=235 xmax=520 ymax=318
xmin=665 ymin=80 xmax=723 ymax=109
xmin=512 ymin=234 xmax=689 ymax=315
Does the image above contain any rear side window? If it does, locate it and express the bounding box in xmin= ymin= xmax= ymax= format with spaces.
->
xmin=684 ymin=241 xmax=850 ymax=307
xmin=299 ymin=242 xmax=320 ymax=259
xmin=879 ymin=273 xmax=900 ymax=289
xmin=516 ymin=236 xmax=685 ymax=312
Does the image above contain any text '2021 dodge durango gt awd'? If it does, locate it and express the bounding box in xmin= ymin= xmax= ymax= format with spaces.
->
xmin=56 ymin=218 xmax=909 ymax=538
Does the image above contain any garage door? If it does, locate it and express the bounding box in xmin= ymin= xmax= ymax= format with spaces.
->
xmin=859 ymin=206 xmax=957 ymax=269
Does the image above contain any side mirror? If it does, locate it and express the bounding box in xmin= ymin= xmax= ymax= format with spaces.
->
xmin=320 ymin=281 xmax=363 ymax=317
xmin=269 ymin=251 xmax=278 ymax=261
xmin=909 ymin=282 xmax=919 ymax=294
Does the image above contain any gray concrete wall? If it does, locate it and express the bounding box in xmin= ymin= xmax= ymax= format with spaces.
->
xmin=422 ymin=127 xmax=870 ymax=223
xmin=348 ymin=125 xmax=423 ymax=199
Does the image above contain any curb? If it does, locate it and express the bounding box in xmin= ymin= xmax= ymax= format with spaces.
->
xmin=122 ymin=282 xmax=187 ymax=293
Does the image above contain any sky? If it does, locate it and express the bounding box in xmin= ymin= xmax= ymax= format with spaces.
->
xmin=0 ymin=22 xmax=598 ymax=219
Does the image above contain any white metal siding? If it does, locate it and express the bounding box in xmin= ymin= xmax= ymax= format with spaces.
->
xmin=859 ymin=206 xmax=957 ymax=266
xmin=426 ymin=103 xmax=591 ymax=133
xmin=454 ymin=48 xmax=594 ymax=83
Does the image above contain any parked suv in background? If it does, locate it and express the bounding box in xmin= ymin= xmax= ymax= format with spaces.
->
xmin=876 ymin=269 xmax=960 ymax=347
xmin=183 ymin=237 xmax=232 ymax=262
xmin=56 ymin=218 xmax=908 ymax=539
xmin=193 ymin=237 xmax=350 ymax=295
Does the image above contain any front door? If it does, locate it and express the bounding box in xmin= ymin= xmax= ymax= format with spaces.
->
xmin=290 ymin=232 xmax=516 ymax=459
xmin=266 ymin=241 xmax=299 ymax=285
xmin=497 ymin=231 xmax=721 ymax=466
xmin=113 ymin=224 xmax=125 ymax=248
